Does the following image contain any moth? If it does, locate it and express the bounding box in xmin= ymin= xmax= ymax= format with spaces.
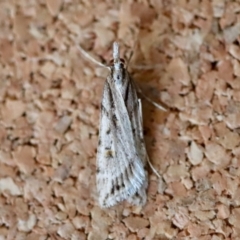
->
xmin=78 ymin=42 xmax=165 ymax=208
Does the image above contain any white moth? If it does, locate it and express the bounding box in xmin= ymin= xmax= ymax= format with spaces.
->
xmin=78 ymin=42 xmax=165 ymax=208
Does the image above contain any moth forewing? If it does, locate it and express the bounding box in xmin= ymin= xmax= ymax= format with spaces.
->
xmin=96 ymin=42 xmax=148 ymax=208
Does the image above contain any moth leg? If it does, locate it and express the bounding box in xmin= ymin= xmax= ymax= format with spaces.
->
xmin=136 ymin=84 xmax=167 ymax=111
xmin=138 ymin=99 xmax=161 ymax=178
xmin=76 ymin=44 xmax=110 ymax=69
xmin=146 ymin=153 xmax=161 ymax=178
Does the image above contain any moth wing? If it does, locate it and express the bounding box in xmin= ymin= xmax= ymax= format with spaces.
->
xmin=96 ymin=75 xmax=146 ymax=208
xmin=126 ymin=176 xmax=148 ymax=206
xmin=126 ymin=98 xmax=148 ymax=205
xmin=127 ymin=88 xmax=148 ymax=166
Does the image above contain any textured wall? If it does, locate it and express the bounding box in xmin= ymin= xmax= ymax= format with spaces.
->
xmin=0 ymin=0 xmax=239 ymax=239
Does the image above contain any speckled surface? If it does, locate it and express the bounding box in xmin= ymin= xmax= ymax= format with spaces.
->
xmin=0 ymin=1 xmax=239 ymax=239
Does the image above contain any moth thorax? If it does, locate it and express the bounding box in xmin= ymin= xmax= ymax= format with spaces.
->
xmin=113 ymin=67 xmax=125 ymax=86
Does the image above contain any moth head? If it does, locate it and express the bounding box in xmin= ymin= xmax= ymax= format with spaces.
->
xmin=110 ymin=42 xmax=126 ymax=70
xmin=109 ymin=58 xmax=125 ymax=69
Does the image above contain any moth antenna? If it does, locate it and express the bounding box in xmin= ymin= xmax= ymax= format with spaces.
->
xmin=77 ymin=44 xmax=110 ymax=69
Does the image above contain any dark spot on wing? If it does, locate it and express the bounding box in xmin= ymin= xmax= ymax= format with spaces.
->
xmin=129 ymin=162 xmax=134 ymax=175
xmin=124 ymin=82 xmax=130 ymax=102
xmin=104 ymin=81 xmax=115 ymax=110
xmin=112 ymin=114 xmax=118 ymax=127
xmin=106 ymin=151 xmax=114 ymax=158
xmin=96 ymin=167 xmax=100 ymax=173
xmin=101 ymin=103 xmax=109 ymax=117
xmin=116 ymin=185 xmax=120 ymax=191
xmin=123 ymin=166 xmax=131 ymax=183
xmin=104 ymin=147 xmax=115 ymax=158
xmin=110 ymin=100 xmax=115 ymax=109
xmin=106 ymin=129 xmax=111 ymax=135
xmin=107 ymin=82 xmax=115 ymax=109
xmin=121 ymin=173 xmax=125 ymax=188
xmin=132 ymin=128 xmax=136 ymax=135
xmin=111 ymin=185 xmax=115 ymax=195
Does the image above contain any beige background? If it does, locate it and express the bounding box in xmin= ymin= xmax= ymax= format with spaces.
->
xmin=0 ymin=0 xmax=239 ymax=239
